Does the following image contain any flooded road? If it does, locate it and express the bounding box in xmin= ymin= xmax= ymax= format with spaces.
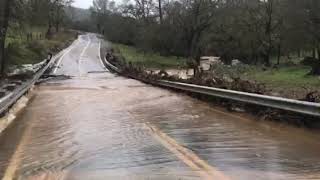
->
xmin=0 ymin=34 xmax=320 ymax=180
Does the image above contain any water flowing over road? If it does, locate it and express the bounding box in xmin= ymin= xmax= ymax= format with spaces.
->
xmin=0 ymin=34 xmax=320 ymax=180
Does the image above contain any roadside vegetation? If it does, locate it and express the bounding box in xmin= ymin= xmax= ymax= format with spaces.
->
xmin=7 ymin=29 xmax=75 ymax=66
xmin=0 ymin=0 xmax=74 ymax=76
xmin=88 ymin=0 xmax=320 ymax=73
xmin=114 ymin=44 xmax=187 ymax=69
xmin=112 ymin=42 xmax=319 ymax=98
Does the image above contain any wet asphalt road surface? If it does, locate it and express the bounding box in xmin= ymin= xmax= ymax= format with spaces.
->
xmin=0 ymin=34 xmax=320 ymax=180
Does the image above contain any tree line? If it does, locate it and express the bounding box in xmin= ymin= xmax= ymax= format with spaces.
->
xmin=0 ymin=0 xmax=73 ymax=75
xmin=89 ymin=0 xmax=320 ymax=75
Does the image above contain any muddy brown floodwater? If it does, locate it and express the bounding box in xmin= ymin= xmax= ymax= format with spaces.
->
xmin=0 ymin=34 xmax=320 ymax=180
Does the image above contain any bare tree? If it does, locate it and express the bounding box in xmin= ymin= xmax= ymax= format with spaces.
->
xmin=261 ymin=0 xmax=275 ymax=66
xmin=304 ymin=0 xmax=320 ymax=74
xmin=158 ymin=0 xmax=163 ymax=24
xmin=91 ymin=0 xmax=116 ymax=33
xmin=46 ymin=0 xmax=74 ymax=38
xmin=133 ymin=0 xmax=154 ymax=23
xmin=0 ymin=0 xmax=12 ymax=75
xmin=177 ymin=0 xmax=216 ymax=76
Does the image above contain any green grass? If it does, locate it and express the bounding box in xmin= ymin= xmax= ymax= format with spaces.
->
xmin=5 ymin=29 xmax=75 ymax=67
xmin=247 ymin=66 xmax=320 ymax=89
xmin=114 ymin=44 xmax=188 ymax=69
xmin=6 ymin=26 xmax=47 ymax=45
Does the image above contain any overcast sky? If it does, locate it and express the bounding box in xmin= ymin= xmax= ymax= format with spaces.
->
xmin=73 ymin=0 xmax=93 ymax=9
xmin=73 ymin=0 xmax=122 ymax=9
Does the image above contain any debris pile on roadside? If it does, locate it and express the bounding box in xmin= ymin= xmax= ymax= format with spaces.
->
xmin=7 ymin=61 xmax=47 ymax=78
xmin=0 ymin=60 xmax=50 ymax=101
xmin=106 ymin=49 xmax=268 ymax=94
xmin=303 ymin=91 xmax=320 ymax=103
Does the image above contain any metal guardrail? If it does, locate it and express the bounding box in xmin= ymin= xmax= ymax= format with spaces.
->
xmin=103 ymin=59 xmax=121 ymax=73
xmin=0 ymin=50 xmax=63 ymax=115
xmin=157 ymin=80 xmax=320 ymax=117
xmin=103 ymin=58 xmax=320 ymax=117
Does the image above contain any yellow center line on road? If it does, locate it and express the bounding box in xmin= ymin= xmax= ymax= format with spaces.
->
xmin=145 ymin=123 xmax=230 ymax=180
xmin=3 ymin=127 xmax=31 ymax=180
xmin=2 ymin=92 xmax=35 ymax=180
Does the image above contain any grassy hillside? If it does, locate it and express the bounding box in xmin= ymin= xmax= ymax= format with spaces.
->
xmin=5 ymin=26 xmax=76 ymax=69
